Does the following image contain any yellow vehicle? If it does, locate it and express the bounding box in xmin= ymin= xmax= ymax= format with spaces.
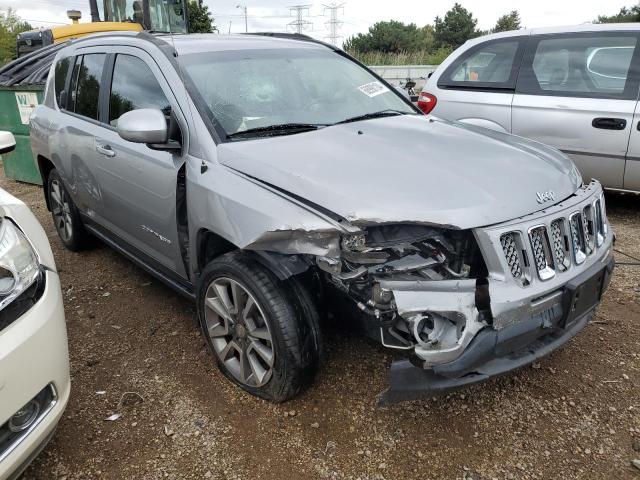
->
xmin=16 ymin=0 xmax=187 ymax=57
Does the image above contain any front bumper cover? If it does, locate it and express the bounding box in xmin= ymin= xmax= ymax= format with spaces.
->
xmin=378 ymin=255 xmax=614 ymax=406
xmin=0 ymin=271 xmax=70 ymax=479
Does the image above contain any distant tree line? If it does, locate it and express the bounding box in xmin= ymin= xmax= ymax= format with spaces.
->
xmin=344 ymin=4 xmax=521 ymax=63
xmin=595 ymin=5 xmax=640 ymax=23
xmin=345 ymin=2 xmax=639 ymax=65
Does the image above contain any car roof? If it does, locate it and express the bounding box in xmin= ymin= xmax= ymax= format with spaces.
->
xmin=467 ymin=22 xmax=640 ymax=44
xmin=158 ymin=33 xmax=330 ymax=55
xmin=66 ymin=31 xmax=330 ymax=54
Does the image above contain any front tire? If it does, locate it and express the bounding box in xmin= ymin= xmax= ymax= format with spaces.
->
xmin=47 ymin=169 xmax=89 ymax=251
xmin=197 ymin=251 xmax=320 ymax=402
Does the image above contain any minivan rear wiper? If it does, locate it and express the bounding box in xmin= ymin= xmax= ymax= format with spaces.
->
xmin=333 ymin=109 xmax=412 ymax=125
xmin=227 ymin=123 xmax=328 ymax=139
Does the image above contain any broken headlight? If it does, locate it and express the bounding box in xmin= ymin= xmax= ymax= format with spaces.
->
xmin=336 ymin=224 xmax=480 ymax=281
xmin=0 ymin=218 xmax=40 ymax=313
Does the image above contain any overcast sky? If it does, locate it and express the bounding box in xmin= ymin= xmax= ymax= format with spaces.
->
xmin=1 ymin=0 xmax=633 ymax=46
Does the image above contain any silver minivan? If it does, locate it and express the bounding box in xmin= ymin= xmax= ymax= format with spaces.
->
xmin=419 ymin=23 xmax=640 ymax=193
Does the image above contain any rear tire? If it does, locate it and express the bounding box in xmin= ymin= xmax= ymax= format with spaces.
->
xmin=47 ymin=169 xmax=89 ymax=251
xmin=197 ymin=251 xmax=320 ymax=402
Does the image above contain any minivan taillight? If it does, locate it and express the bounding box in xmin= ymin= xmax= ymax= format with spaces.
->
xmin=417 ymin=92 xmax=437 ymax=115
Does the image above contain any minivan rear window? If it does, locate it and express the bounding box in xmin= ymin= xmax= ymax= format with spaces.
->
xmin=517 ymin=33 xmax=639 ymax=99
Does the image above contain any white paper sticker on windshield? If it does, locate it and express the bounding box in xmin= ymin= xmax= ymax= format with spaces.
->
xmin=357 ymin=81 xmax=389 ymax=98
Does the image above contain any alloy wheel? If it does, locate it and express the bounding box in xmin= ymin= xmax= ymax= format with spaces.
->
xmin=50 ymin=179 xmax=73 ymax=242
xmin=204 ymin=277 xmax=275 ymax=387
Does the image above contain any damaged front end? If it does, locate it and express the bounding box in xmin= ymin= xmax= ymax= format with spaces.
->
xmin=241 ymin=182 xmax=614 ymax=406
xmin=314 ymin=224 xmax=491 ymax=364
xmin=246 ymin=223 xmax=496 ymax=403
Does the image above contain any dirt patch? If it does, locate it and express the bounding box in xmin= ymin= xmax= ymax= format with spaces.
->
xmin=2 ymin=175 xmax=638 ymax=480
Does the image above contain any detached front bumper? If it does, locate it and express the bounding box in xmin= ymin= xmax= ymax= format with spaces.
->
xmin=379 ymin=255 xmax=614 ymax=406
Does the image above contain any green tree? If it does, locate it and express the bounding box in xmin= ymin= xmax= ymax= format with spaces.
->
xmin=344 ymin=20 xmax=433 ymax=54
xmin=187 ymin=1 xmax=217 ymax=33
xmin=0 ymin=8 xmax=32 ymax=66
xmin=493 ymin=10 xmax=522 ymax=33
xmin=595 ymin=5 xmax=640 ymax=23
xmin=420 ymin=24 xmax=435 ymax=51
xmin=434 ymin=3 xmax=480 ymax=49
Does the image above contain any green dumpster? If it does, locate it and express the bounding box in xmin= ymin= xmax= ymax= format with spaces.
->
xmin=0 ymin=85 xmax=44 ymax=185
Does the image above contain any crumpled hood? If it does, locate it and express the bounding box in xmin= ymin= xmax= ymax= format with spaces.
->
xmin=217 ymin=115 xmax=581 ymax=229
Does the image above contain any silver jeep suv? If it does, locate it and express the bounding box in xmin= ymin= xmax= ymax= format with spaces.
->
xmin=30 ymin=32 xmax=614 ymax=404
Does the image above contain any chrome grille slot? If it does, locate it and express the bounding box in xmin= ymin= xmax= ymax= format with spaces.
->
xmin=500 ymin=232 xmax=524 ymax=280
xmin=594 ymin=198 xmax=605 ymax=247
xmin=582 ymin=205 xmax=595 ymax=255
xmin=600 ymin=193 xmax=608 ymax=236
xmin=528 ymin=226 xmax=555 ymax=280
xmin=549 ymin=218 xmax=569 ymax=272
xmin=569 ymin=212 xmax=587 ymax=265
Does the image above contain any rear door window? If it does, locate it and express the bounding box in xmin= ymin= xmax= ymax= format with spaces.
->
xmin=108 ymin=54 xmax=171 ymax=126
xmin=517 ymin=33 xmax=639 ymax=99
xmin=68 ymin=55 xmax=82 ymax=112
xmin=438 ymin=39 xmax=525 ymax=90
xmin=72 ymin=53 xmax=107 ymax=120
xmin=54 ymin=57 xmax=72 ymax=109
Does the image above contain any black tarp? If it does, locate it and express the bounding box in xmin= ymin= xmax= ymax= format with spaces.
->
xmin=0 ymin=41 xmax=69 ymax=87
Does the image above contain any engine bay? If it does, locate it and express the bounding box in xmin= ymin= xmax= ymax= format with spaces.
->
xmin=315 ymin=224 xmax=489 ymax=351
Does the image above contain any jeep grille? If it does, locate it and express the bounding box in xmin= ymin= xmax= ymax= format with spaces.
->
xmin=499 ymin=194 xmax=607 ymax=284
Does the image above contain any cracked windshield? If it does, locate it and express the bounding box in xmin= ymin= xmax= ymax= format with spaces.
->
xmin=179 ymin=48 xmax=415 ymax=136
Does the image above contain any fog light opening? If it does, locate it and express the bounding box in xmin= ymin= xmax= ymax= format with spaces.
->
xmin=410 ymin=314 xmax=435 ymax=345
xmin=8 ymin=400 xmax=40 ymax=433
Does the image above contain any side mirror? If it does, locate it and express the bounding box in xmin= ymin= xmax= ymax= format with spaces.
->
xmin=0 ymin=131 xmax=16 ymax=155
xmin=117 ymin=109 xmax=169 ymax=145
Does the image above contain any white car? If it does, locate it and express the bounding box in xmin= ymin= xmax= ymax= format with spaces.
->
xmin=0 ymin=132 xmax=70 ymax=479
xmin=418 ymin=23 xmax=640 ymax=193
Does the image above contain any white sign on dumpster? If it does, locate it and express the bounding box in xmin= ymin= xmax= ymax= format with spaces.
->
xmin=14 ymin=92 xmax=39 ymax=125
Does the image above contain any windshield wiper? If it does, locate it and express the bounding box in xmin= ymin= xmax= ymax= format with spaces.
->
xmin=334 ymin=109 xmax=412 ymax=125
xmin=227 ymin=123 xmax=328 ymax=139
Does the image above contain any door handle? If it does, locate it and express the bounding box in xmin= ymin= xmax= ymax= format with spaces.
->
xmin=96 ymin=144 xmax=116 ymax=157
xmin=592 ymin=118 xmax=626 ymax=130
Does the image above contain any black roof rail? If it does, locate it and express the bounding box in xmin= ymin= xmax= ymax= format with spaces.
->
xmin=242 ymin=32 xmax=338 ymax=50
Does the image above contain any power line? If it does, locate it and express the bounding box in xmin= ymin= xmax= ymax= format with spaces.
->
xmin=213 ymin=13 xmax=324 ymax=19
xmin=21 ymin=19 xmax=68 ymax=25
xmin=323 ymin=3 xmax=345 ymax=46
xmin=287 ymin=4 xmax=312 ymax=34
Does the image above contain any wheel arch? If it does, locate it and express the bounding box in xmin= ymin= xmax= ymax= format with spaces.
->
xmin=196 ymin=228 xmax=238 ymax=275
xmin=194 ymin=228 xmax=313 ymax=283
xmin=37 ymin=155 xmax=56 ymax=211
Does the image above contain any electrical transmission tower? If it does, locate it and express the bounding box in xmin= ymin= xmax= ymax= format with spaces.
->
xmin=287 ymin=5 xmax=313 ymax=34
xmin=323 ymin=3 xmax=344 ymax=46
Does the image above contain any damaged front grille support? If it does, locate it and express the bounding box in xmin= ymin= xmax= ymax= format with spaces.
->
xmin=316 ymin=224 xmax=489 ymax=353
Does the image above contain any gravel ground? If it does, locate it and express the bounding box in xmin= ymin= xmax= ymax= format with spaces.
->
xmin=1 ymin=174 xmax=639 ymax=480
